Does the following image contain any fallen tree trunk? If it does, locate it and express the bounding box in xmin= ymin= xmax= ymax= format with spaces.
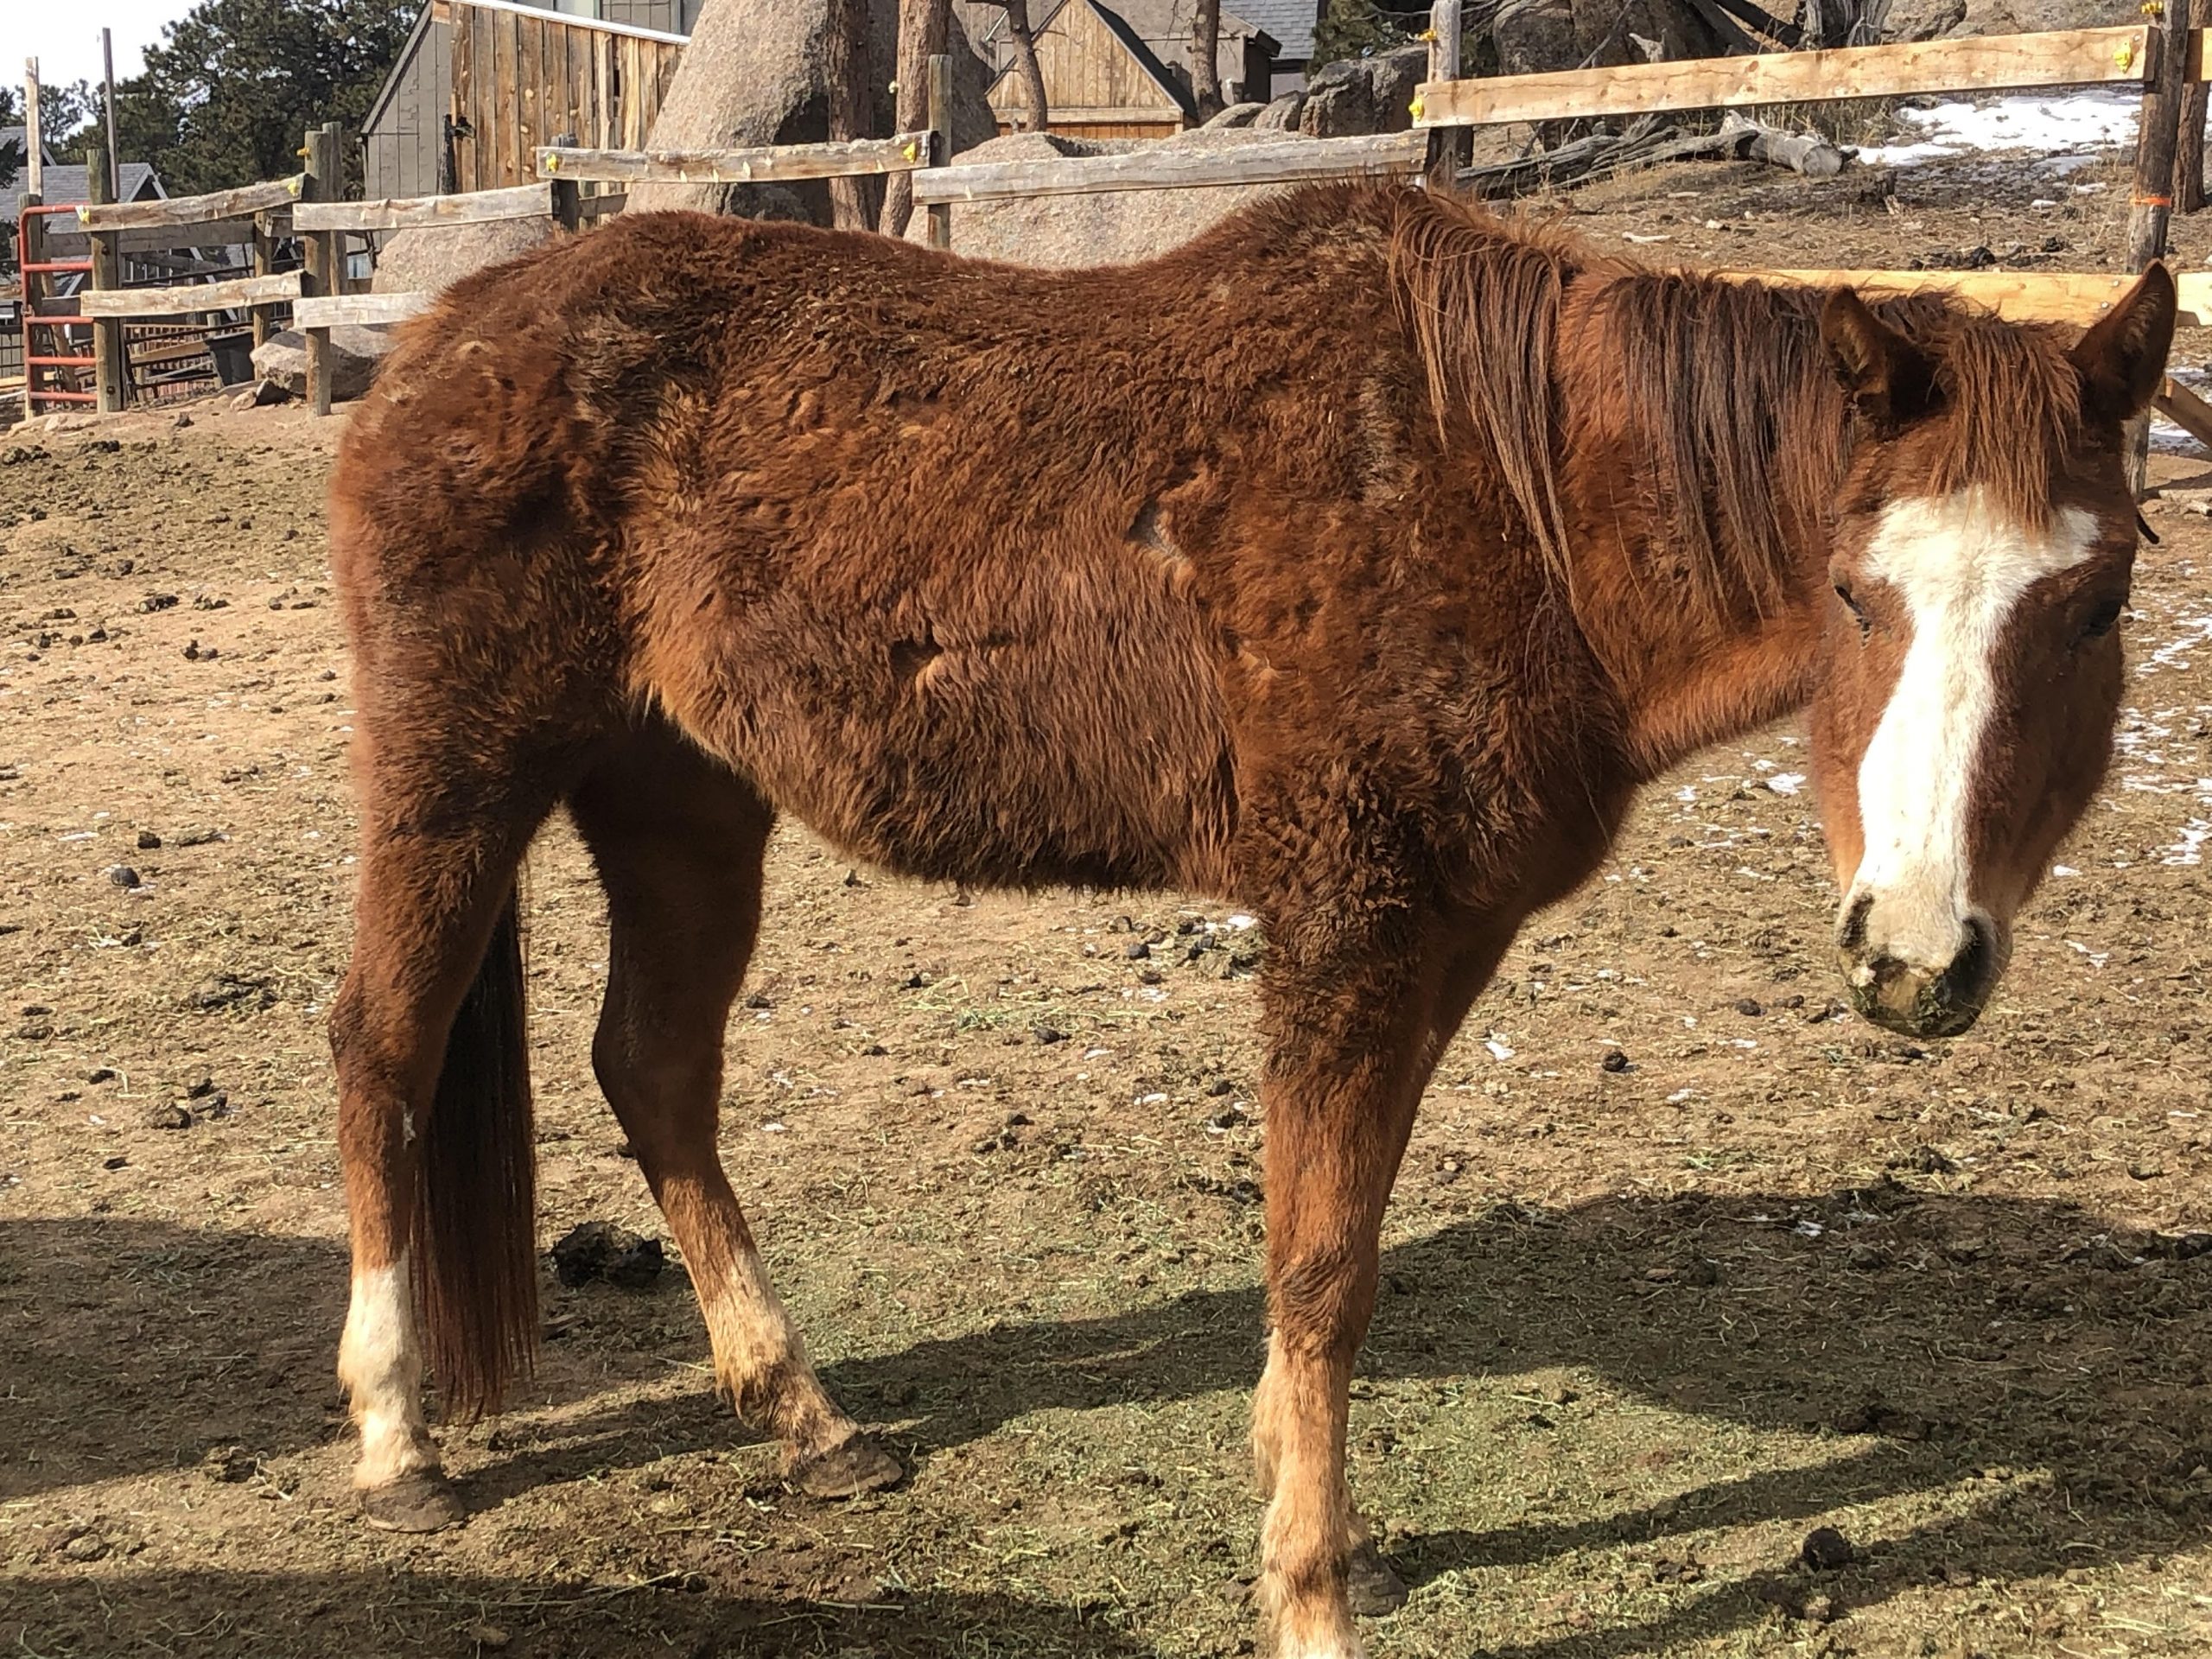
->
xmin=1459 ymin=112 xmax=1844 ymax=197
xmin=1722 ymin=112 xmax=1843 ymax=179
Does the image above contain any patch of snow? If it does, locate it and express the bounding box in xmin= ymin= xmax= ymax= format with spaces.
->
xmin=1853 ymin=90 xmax=2137 ymax=168
xmin=2163 ymin=821 xmax=2212 ymax=866
xmin=2138 ymin=609 xmax=2212 ymax=676
xmin=2151 ymin=419 xmax=2209 ymax=459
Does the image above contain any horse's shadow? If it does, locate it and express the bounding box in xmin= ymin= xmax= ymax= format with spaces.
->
xmin=4 ymin=1186 xmax=2205 ymax=1654
xmin=0 ymin=1566 xmax=1173 ymax=1658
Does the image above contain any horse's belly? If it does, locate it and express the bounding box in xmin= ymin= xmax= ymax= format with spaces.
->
xmin=666 ymin=586 xmax=1239 ymax=894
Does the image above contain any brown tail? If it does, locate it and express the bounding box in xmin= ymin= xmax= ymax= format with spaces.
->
xmin=413 ymin=887 xmax=537 ymax=1419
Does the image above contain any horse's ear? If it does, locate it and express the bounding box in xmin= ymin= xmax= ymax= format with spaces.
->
xmin=1821 ymin=288 xmax=1935 ymax=432
xmin=2072 ymin=262 xmax=2177 ymax=425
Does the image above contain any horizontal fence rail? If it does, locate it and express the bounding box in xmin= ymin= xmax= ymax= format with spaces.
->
xmin=293 ymin=181 xmax=553 ymax=232
xmin=41 ymin=215 xmax=275 ymax=255
xmin=293 ymin=292 xmax=436 ymax=327
xmin=1731 ymin=265 xmax=2212 ymax=449
xmin=78 ymin=175 xmax=303 ymax=232
xmin=1727 ymin=266 xmax=2212 ymax=328
xmin=2157 ymin=376 xmax=2212 ymax=450
xmin=1416 ymin=24 xmax=2153 ymax=126
xmin=911 ymin=130 xmax=1430 ymax=205
xmin=535 ymin=131 xmax=933 ymax=185
xmin=77 ymin=270 xmax=304 ymax=319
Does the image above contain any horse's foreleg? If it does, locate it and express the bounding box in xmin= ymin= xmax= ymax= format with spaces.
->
xmin=1251 ymin=921 xmax=1510 ymax=1658
xmin=570 ymin=738 xmax=900 ymax=1498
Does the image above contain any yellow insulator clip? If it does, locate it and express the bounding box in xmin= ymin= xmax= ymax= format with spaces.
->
xmin=2117 ymin=38 xmax=2137 ymax=71
xmin=902 ymin=140 xmax=920 ymax=162
xmin=1409 ymin=94 xmax=1426 ymax=121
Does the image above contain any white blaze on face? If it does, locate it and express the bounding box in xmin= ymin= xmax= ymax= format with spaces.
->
xmin=1848 ymin=486 xmax=2099 ymax=972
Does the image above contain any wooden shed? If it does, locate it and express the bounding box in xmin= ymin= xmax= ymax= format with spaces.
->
xmin=364 ymin=0 xmax=690 ymax=198
xmin=973 ymin=0 xmax=1277 ymax=142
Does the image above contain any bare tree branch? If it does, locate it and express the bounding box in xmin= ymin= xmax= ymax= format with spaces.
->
xmin=824 ymin=0 xmax=878 ymax=230
xmin=1001 ymin=0 xmax=1048 ymax=132
xmin=883 ymin=0 xmax=950 ymax=238
xmin=1190 ymin=0 xmax=1222 ymax=123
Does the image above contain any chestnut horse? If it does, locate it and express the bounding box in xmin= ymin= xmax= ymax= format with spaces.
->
xmin=327 ymin=186 xmax=2172 ymax=1657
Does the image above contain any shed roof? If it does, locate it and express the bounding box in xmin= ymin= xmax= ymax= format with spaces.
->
xmin=2 ymin=124 xmax=56 ymax=166
xmin=1087 ymin=2 xmax=1202 ymax=117
xmin=1225 ymin=0 xmax=1318 ymax=60
xmin=361 ymin=3 xmax=440 ymax=135
xmin=1 ymin=161 xmax=162 ymax=221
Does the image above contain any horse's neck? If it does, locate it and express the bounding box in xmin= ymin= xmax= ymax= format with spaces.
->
xmin=1595 ymin=591 xmax=1827 ymax=779
xmin=1557 ymin=289 xmax=1836 ymax=779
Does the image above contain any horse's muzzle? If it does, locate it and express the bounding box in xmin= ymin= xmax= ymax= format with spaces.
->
xmin=1838 ymin=904 xmax=2002 ymax=1039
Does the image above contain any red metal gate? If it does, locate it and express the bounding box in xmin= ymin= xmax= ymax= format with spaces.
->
xmin=16 ymin=203 xmax=97 ymax=410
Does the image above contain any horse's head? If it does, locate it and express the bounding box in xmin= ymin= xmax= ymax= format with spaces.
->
xmin=1806 ymin=267 xmax=2177 ymax=1039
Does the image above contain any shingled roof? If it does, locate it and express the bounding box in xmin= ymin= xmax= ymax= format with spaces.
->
xmin=1 ymin=160 xmax=163 ymax=224
xmin=1222 ymin=0 xmax=1318 ymax=60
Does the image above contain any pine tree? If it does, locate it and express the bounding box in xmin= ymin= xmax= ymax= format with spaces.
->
xmin=1310 ymin=0 xmax=1411 ymax=67
xmin=99 ymin=0 xmax=418 ymax=194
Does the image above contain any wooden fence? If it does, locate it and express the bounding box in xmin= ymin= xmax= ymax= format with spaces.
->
xmin=69 ymin=163 xmax=309 ymax=412
xmin=1413 ymin=23 xmax=2158 ymax=128
xmin=441 ymin=0 xmax=684 ymax=193
xmin=1408 ymin=3 xmax=2209 ymax=468
xmin=55 ymin=12 xmax=2212 ymax=452
xmin=290 ymin=178 xmax=558 ymax=407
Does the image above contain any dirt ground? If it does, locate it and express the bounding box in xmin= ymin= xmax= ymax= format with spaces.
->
xmin=3 ymin=149 xmax=2212 ymax=1659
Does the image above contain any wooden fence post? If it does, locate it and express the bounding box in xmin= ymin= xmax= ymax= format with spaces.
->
xmin=550 ymin=130 xmax=582 ymax=232
xmin=2127 ymin=0 xmax=2190 ymax=493
xmin=302 ymin=121 xmax=342 ymax=417
xmin=18 ymin=191 xmax=41 ymax=421
xmin=925 ymin=52 xmax=953 ymax=251
xmin=251 ymin=204 xmax=281 ymax=350
xmin=1425 ymin=0 xmax=1467 ymax=189
xmin=84 ymin=144 xmax=126 ymax=415
xmin=22 ymin=62 xmax=40 ymax=417
xmin=25 ymin=56 xmax=43 ymax=200
xmin=2181 ymin=0 xmax=2209 ymax=212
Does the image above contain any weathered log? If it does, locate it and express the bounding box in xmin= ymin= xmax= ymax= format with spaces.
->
xmin=1456 ymin=111 xmax=1840 ymax=197
xmin=1720 ymin=111 xmax=1844 ymax=178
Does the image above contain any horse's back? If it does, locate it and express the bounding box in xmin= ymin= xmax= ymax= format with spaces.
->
xmin=333 ymin=211 xmax=1299 ymax=889
xmin=327 ymin=194 xmax=1586 ymax=903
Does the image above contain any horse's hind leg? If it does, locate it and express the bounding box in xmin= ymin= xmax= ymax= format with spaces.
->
xmin=569 ymin=728 xmax=899 ymax=1497
xmin=333 ymin=745 xmax=560 ymax=1531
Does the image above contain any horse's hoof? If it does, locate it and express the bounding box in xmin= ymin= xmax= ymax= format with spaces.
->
xmin=791 ymin=1432 xmax=902 ymax=1499
xmin=1346 ymin=1539 xmax=1408 ymax=1617
xmin=360 ymin=1472 xmax=466 ymax=1532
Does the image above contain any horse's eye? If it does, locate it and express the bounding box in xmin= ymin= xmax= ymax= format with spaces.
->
xmin=1834 ymin=582 xmax=1871 ymax=639
xmin=2082 ymin=597 xmax=2126 ymax=641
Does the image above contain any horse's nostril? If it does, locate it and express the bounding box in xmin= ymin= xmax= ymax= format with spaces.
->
xmin=1942 ymin=915 xmax=1996 ymax=1002
xmin=1839 ymin=893 xmax=1873 ymax=954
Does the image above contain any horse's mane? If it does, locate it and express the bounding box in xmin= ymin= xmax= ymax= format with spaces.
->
xmin=1314 ymin=187 xmax=2095 ymax=617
